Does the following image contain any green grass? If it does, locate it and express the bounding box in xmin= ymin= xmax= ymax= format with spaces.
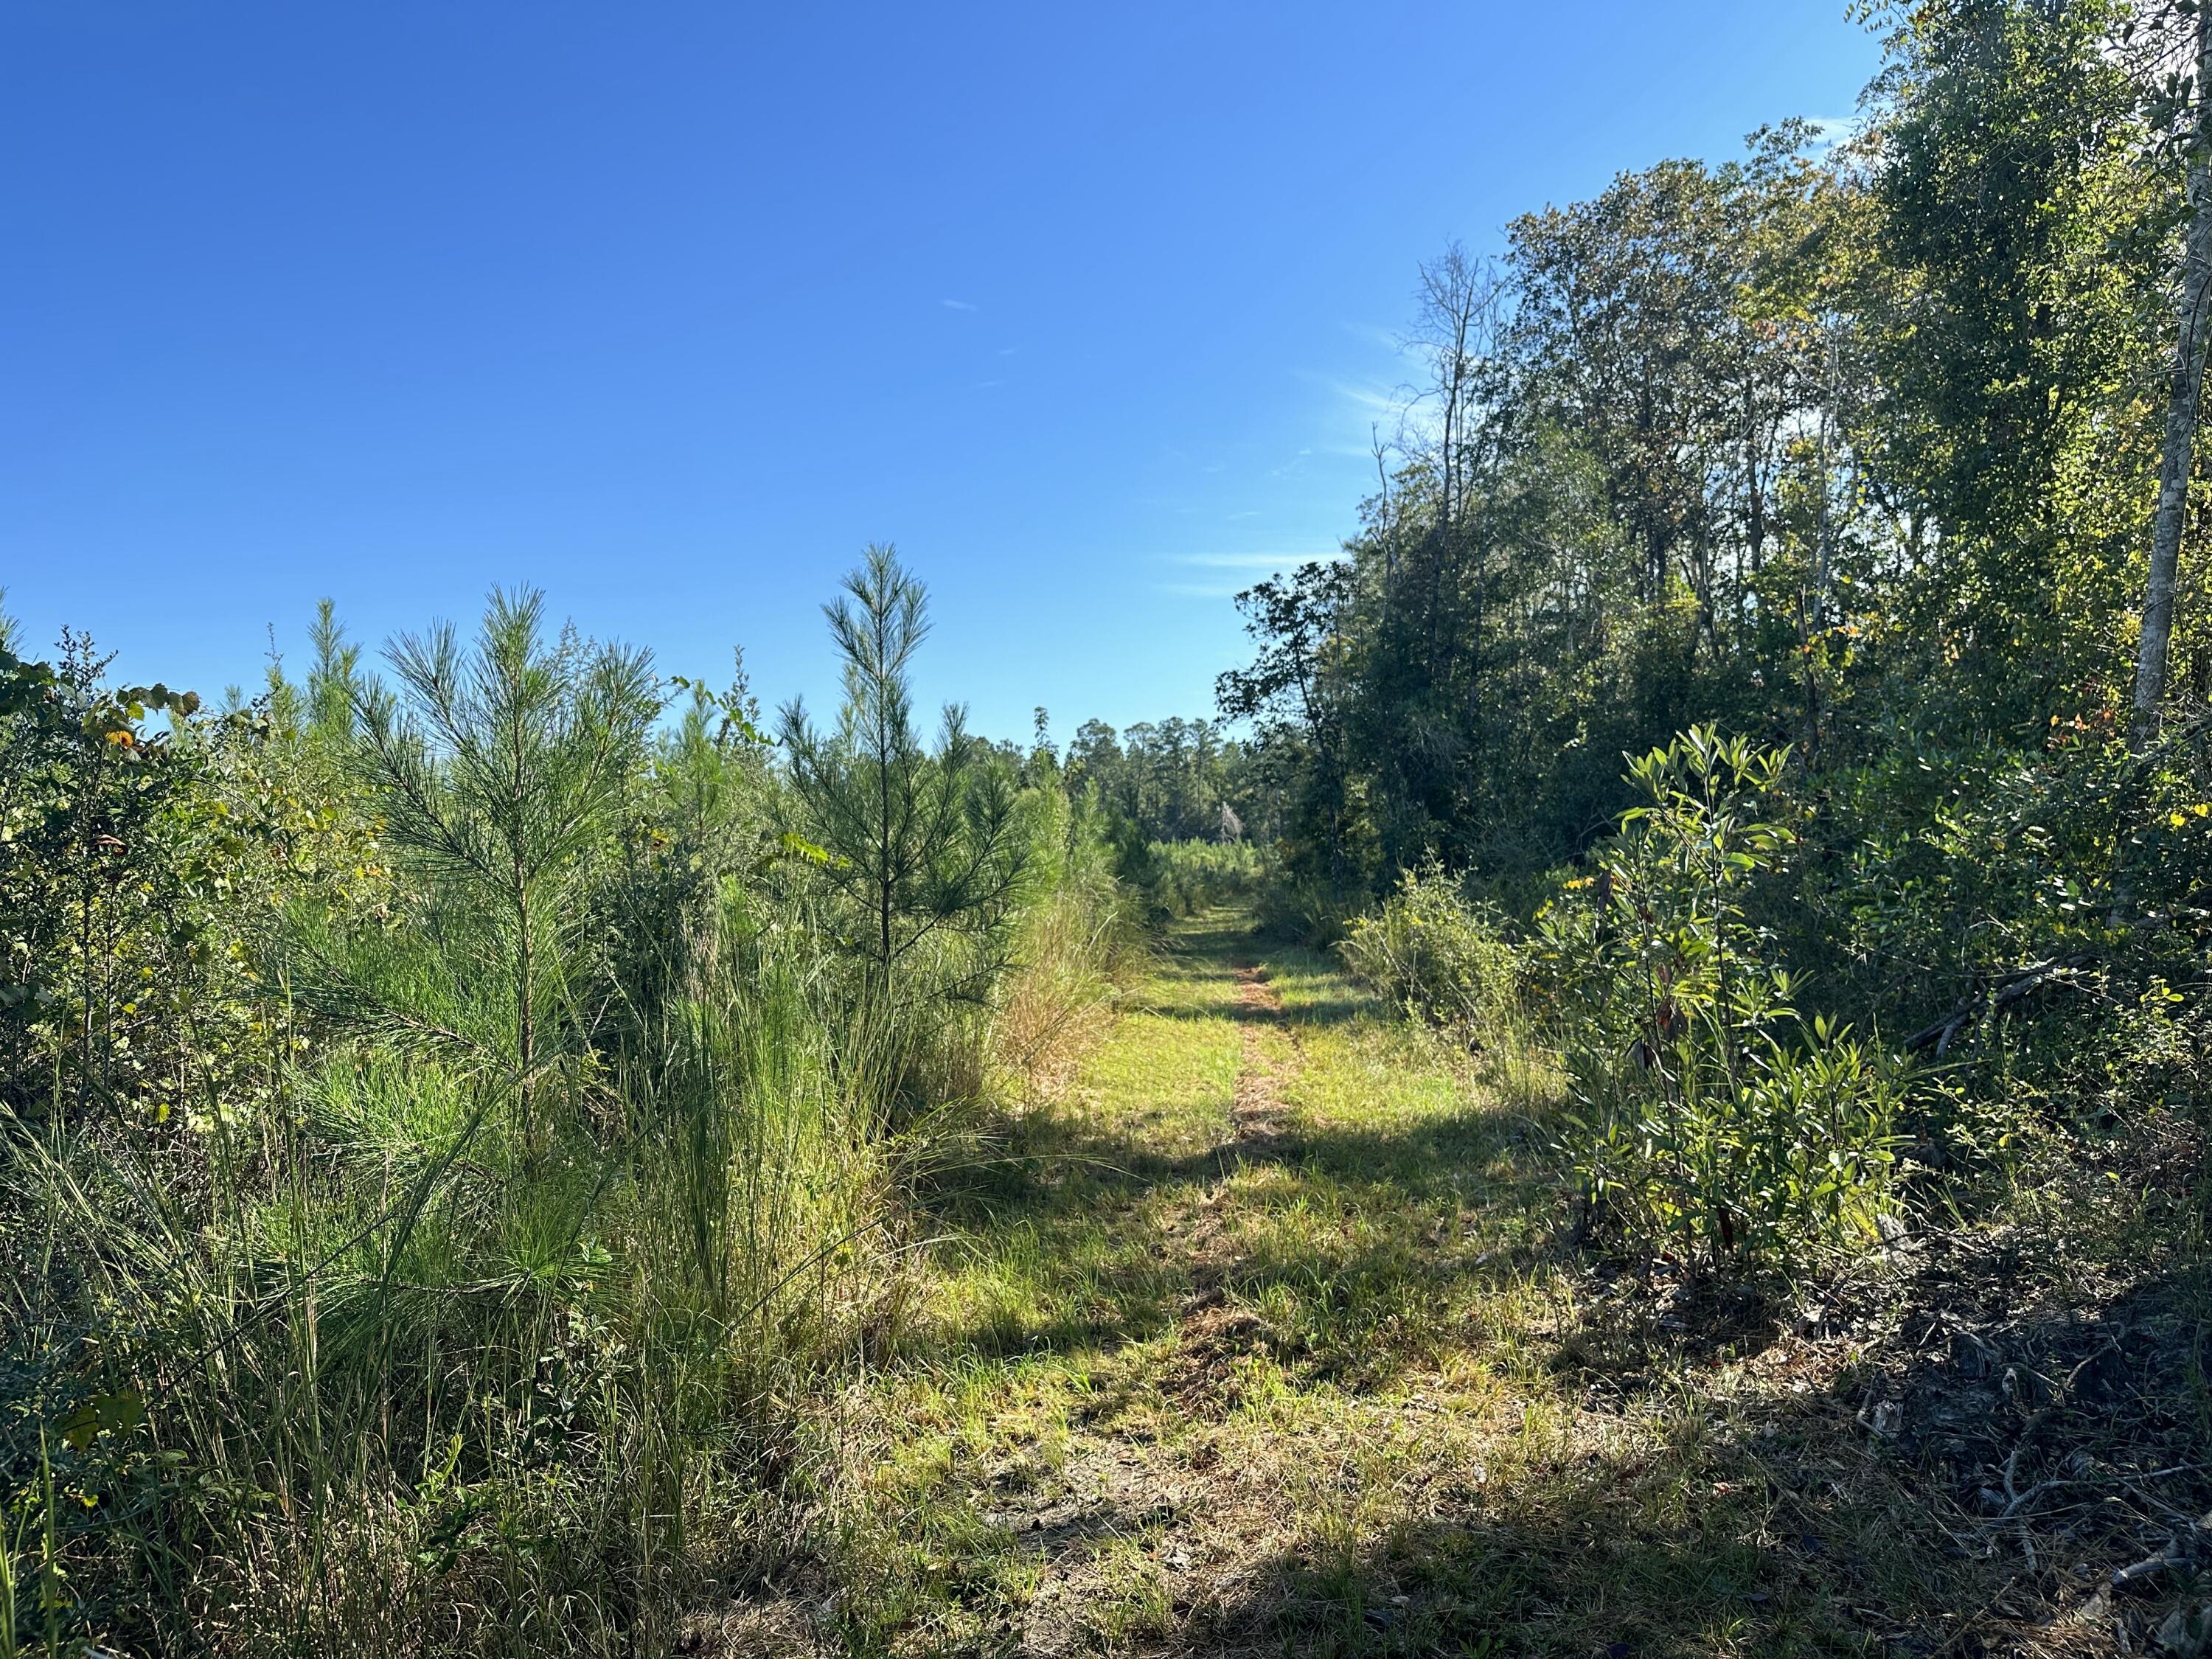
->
xmin=703 ymin=905 xmax=2212 ymax=1659
xmin=796 ymin=909 xmax=1921 ymax=1658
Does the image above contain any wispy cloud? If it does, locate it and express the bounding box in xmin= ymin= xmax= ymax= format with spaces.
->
xmin=1153 ymin=581 xmax=1247 ymax=599
xmin=1164 ymin=551 xmax=1336 ymax=569
xmin=1328 ymin=378 xmax=1399 ymax=417
xmin=1341 ymin=320 xmax=1430 ymax=364
xmin=1150 ymin=549 xmax=1343 ymax=602
xmin=942 ymin=298 xmax=978 ymax=312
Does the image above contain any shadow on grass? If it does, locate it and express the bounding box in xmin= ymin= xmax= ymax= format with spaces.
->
xmin=1134 ymin=996 xmax=1374 ymax=1027
xmin=964 ymin=1379 xmax=1985 ymax=1659
xmin=905 ymin=1133 xmax=2212 ymax=1650
xmin=1158 ymin=1273 xmax=2212 ymax=1659
xmin=1175 ymin=1470 xmax=1938 ymax=1659
xmin=904 ymin=1084 xmax=1559 ymax=1377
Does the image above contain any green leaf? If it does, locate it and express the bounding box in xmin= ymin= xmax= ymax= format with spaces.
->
xmin=58 ymin=1391 xmax=145 ymax=1452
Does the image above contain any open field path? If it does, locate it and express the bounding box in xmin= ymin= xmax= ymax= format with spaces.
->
xmin=758 ymin=908 xmax=2063 ymax=1659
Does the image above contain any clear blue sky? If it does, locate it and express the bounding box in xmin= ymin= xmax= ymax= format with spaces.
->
xmin=3 ymin=2 xmax=1881 ymax=742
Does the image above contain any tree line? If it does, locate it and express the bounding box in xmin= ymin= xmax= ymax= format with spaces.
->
xmin=1221 ymin=0 xmax=2212 ymax=1278
xmin=1224 ymin=0 xmax=2212 ymax=992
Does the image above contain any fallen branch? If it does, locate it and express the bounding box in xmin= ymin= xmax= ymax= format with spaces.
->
xmin=1904 ymin=955 xmax=2093 ymax=1055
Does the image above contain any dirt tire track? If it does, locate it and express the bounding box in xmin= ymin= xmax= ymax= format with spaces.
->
xmin=1166 ymin=958 xmax=1301 ymax=1411
xmin=1138 ymin=953 xmax=1329 ymax=1650
xmin=1224 ymin=961 xmax=1292 ymax=1156
xmin=1020 ymin=943 xmax=1313 ymax=1655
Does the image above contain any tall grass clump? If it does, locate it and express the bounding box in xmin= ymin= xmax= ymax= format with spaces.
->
xmin=990 ymin=792 xmax=1143 ymax=1102
xmin=4 ymin=910 xmax=893 ymax=1655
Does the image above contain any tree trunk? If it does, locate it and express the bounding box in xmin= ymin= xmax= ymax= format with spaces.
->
xmin=514 ymin=872 xmax=534 ymax=1144
xmin=2132 ymin=4 xmax=2212 ymax=753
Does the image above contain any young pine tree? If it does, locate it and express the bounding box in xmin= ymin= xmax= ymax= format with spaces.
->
xmin=338 ymin=588 xmax=661 ymax=1141
xmin=779 ymin=545 xmax=1030 ymax=1004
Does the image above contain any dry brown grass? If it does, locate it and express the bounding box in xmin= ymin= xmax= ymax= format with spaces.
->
xmin=991 ymin=886 xmax=1142 ymax=1107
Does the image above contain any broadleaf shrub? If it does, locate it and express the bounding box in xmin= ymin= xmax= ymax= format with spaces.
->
xmin=1534 ymin=728 xmax=1908 ymax=1272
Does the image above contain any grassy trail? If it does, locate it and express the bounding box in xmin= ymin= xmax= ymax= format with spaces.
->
xmin=795 ymin=908 xmax=1899 ymax=1658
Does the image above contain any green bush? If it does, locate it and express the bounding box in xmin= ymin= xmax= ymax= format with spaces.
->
xmin=1535 ymin=728 xmax=1907 ymax=1273
xmin=1253 ymin=866 xmax=1368 ymax=947
xmin=1338 ymin=864 xmax=1519 ymax=1038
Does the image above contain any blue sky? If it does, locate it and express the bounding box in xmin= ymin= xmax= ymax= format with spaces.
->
xmin=2 ymin=2 xmax=1882 ymax=742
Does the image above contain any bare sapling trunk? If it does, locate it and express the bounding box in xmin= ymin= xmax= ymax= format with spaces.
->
xmin=2132 ymin=1 xmax=2212 ymax=752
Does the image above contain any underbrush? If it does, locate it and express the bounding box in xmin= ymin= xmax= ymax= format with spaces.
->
xmin=4 ymin=907 xmax=895 ymax=1657
xmin=990 ymin=803 xmax=1145 ymax=1104
xmin=1126 ymin=837 xmax=1260 ymax=920
xmin=0 ymin=567 xmax=1144 ymax=1657
xmin=1305 ymin=725 xmax=2212 ymax=1647
xmin=21 ymin=869 xmax=1141 ymax=1658
xmin=1253 ymin=866 xmax=1367 ymax=947
xmin=1337 ymin=863 xmax=1520 ymax=1043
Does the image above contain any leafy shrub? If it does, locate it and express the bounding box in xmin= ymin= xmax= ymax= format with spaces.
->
xmin=1338 ymin=864 xmax=1519 ymax=1038
xmin=1535 ymin=728 xmax=1907 ymax=1272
